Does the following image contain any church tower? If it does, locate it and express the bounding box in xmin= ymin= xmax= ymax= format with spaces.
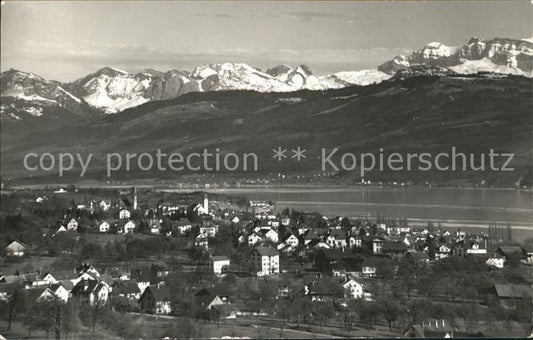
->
xmin=133 ymin=186 xmax=138 ymax=210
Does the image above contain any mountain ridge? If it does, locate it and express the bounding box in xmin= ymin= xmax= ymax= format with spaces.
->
xmin=1 ymin=36 xmax=531 ymax=120
xmin=378 ymin=37 xmax=533 ymax=77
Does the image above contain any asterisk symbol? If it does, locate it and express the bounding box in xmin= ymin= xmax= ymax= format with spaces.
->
xmin=272 ymin=147 xmax=287 ymax=161
xmin=291 ymin=147 xmax=306 ymax=161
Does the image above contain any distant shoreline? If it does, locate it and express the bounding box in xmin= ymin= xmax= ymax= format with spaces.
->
xmin=5 ymin=183 xmax=532 ymax=193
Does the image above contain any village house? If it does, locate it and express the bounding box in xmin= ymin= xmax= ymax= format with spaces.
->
xmin=361 ymin=259 xmax=378 ymax=278
xmin=193 ymin=197 xmax=210 ymax=215
xmin=98 ymin=220 xmax=115 ymax=233
xmin=35 ymin=271 xmax=78 ymax=286
xmin=71 ymin=279 xmax=109 ymax=306
xmin=77 ymin=263 xmax=101 ymax=276
xmin=4 ymin=240 xmax=29 ymax=257
xmin=51 ymin=225 xmax=67 ymax=234
xmin=250 ymin=223 xmax=262 ymax=234
xmin=260 ymin=228 xmax=279 ymax=243
xmin=195 ymin=233 xmax=209 ymax=250
xmin=522 ymin=245 xmax=533 ymax=263
xmin=195 ymin=288 xmax=228 ymax=310
xmin=119 ymin=209 xmax=131 ymax=220
xmin=404 ymin=319 xmax=455 ymax=338
xmin=493 ymin=284 xmax=533 ymax=307
xmin=118 ymin=220 xmax=136 ymax=234
xmin=371 ymin=238 xmax=385 ymax=254
xmin=194 ymin=288 xmax=236 ymax=319
xmin=496 ymin=246 xmax=527 ymax=263
xmin=64 ymin=218 xmax=79 ymax=231
xmin=456 ymin=230 xmax=466 ymax=240
xmin=110 ymin=280 xmax=142 ymax=300
xmin=381 ymin=241 xmax=408 ymax=258
xmin=304 ymin=230 xmax=321 ymax=245
xmin=247 ymin=232 xmax=264 ymax=245
xmin=280 ymin=233 xmax=299 ymax=248
xmin=35 ymin=196 xmax=47 ymax=203
xmin=24 ymin=287 xmax=58 ymax=305
xmin=130 ymin=267 xmax=153 ymax=294
xmin=210 ymin=256 xmax=231 ymax=275
xmin=314 ymin=249 xmax=362 ymax=276
xmin=99 ymin=200 xmax=111 ymax=211
xmin=297 ymin=224 xmax=309 ymax=235
xmin=435 ymin=244 xmax=452 ymax=260
xmin=49 ymin=283 xmax=71 ymax=302
xmin=211 ymin=304 xmax=239 ymax=320
xmin=304 ymin=239 xmax=331 ymax=253
xmin=158 ymin=203 xmax=185 ymax=216
xmin=37 ymin=283 xmax=70 ymax=303
xmin=1 ymin=273 xmax=39 ymax=289
xmin=342 ymin=278 xmax=364 ymax=299
xmin=251 ymin=247 xmax=280 ymax=276
xmin=270 ymin=220 xmax=280 ymax=228
xmin=387 ymin=225 xmax=412 ymax=236
xmin=451 ymin=239 xmax=487 ymax=257
xmin=73 ymin=271 xmax=101 ymax=286
xmin=236 ymin=231 xmax=246 ymax=244
xmin=98 ymin=221 xmax=110 ymax=233
xmin=485 ymin=253 xmax=506 ymax=269
xmin=305 ymin=277 xmax=344 ymax=302
xmin=348 ymin=235 xmax=363 ymax=249
xmin=326 ymin=230 xmax=347 ymax=249
xmin=199 ymin=224 xmax=219 ymax=237
xmin=402 ymin=234 xmax=414 ymax=249
xmin=171 ymin=222 xmax=192 ymax=236
xmin=139 ymin=283 xmax=171 ymax=315
xmin=149 ymin=219 xmax=161 ymax=235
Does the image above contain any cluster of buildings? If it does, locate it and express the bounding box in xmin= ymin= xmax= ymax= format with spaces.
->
xmin=3 ymin=190 xmax=532 ymax=324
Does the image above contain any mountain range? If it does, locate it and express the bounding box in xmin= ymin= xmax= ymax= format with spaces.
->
xmin=1 ymin=37 xmax=531 ymax=118
xmin=1 ymin=64 xmax=389 ymax=116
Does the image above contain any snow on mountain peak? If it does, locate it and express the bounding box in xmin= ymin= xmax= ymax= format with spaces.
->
xmin=68 ymin=67 xmax=152 ymax=113
xmin=332 ymin=70 xmax=392 ymax=86
xmin=1 ymin=68 xmax=86 ymax=119
xmin=379 ymin=36 xmax=533 ymax=76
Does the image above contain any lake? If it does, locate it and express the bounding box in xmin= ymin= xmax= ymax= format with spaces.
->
xmin=170 ymin=186 xmax=533 ymax=242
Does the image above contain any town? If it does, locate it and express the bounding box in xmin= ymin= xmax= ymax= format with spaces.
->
xmin=0 ymin=186 xmax=532 ymax=338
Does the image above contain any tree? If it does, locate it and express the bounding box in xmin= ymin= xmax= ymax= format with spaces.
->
xmin=286 ymin=289 xmax=312 ymax=329
xmin=314 ymin=302 xmax=336 ymax=326
xmin=61 ymin=300 xmax=83 ymax=337
xmin=2 ymin=287 xmax=26 ymax=330
xmin=380 ymin=298 xmax=403 ymax=331
xmin=26 ymin=299 xmax=61 ymax=337
xmin=256 ymin=279 xmax=279 ymax=314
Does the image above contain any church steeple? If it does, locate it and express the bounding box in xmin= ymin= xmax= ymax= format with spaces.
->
xmin=133 ymin=186 xmax=138 ymax=210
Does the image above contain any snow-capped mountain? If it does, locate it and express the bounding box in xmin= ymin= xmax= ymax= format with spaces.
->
xmin=328 ymin=70 xmax=392 ymax=87
xmin=0 ymin=69 xmax=88 ymax=121
xmin=379 ymin=37 xmax=533 ymax=77
xmin=63 ymin=63 xmax=389 ymax=113
xmin=3 ymin=36 xmax=530 ymax=117
xmin=66 ymin=67 xmax=153 ymax=113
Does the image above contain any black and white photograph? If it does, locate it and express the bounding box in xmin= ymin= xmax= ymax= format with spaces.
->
xmin=0 ymin=0 xmax=532 ymax=338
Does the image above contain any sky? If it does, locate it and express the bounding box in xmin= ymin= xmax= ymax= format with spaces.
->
xmin=1 ymin=1 xmax=532 ymax=81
